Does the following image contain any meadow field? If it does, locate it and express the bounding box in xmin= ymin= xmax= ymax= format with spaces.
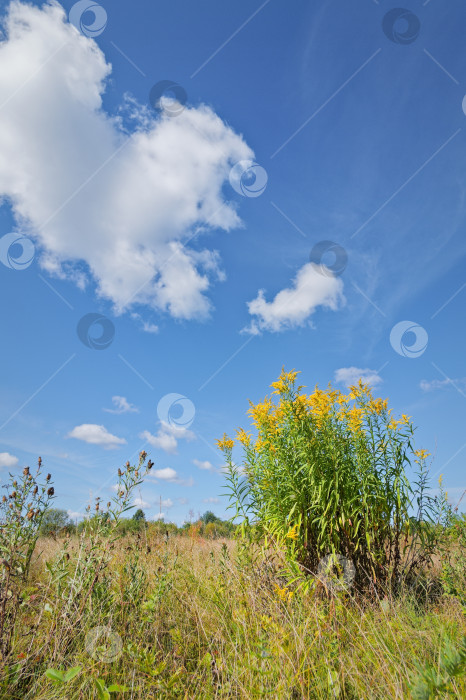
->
xmin=0 ymin=523 xmax=465 ymax=699
xmin=1 ymin=373 xmax=465 ymax=698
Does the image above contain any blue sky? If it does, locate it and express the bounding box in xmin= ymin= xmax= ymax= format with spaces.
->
xmin=0 ymin=0 xmax=465 ymax=524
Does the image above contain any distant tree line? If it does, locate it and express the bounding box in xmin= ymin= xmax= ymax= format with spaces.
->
xmin=39 ymin=507 xmax=237 ymax=539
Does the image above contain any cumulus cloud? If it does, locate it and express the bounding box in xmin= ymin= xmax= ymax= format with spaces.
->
xmin=67 ymin=509 xmax=85 ymax=520
xmin=140 ymin=422 xmax=195 ymax=454
xmin=133 ymin=496 xmax=150 ymax=509
xmin=0 ymin=1 xmax=252 ymax=320
xmin=0 ymin=452 xmax=19 ymax=468
xmin=334 ymin=367 xmax=383 ymax=388
xmin=67 ymin=424 xmax=126 ymax=449
xmin=244 ymin=263 xmax=344 ymax=334
xmin=103 ymin=396 xmax=139 ymax=414
xmin=150 ymin=467 xmax=178 ymax=482
xmin=161 ymin=498 xmax=173 ymax=508
xmin=420 ymin=378 xmax=466 ymax=392
xmin=147 ymin=467 xmax=194 ymax=486
xmin=193 ymin=458 xmax=215 ymax=471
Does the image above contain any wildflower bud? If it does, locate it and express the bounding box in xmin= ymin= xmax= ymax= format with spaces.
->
xmin=23 ymin=467 xmax=30 ymax=476
xmin=140 ymin=451 xmax=147 ymax=460
xmin=107 ymin=502 xmax=111 ymax=508
xmin=46 ymin=474 xmax=51 ymax=482
xmin=11 ymin=492 xmax=16 ymax=499
xmin=33 ymin=486 xmax=38 ymax=496
xmin=118 ymin=468 xmax=122 ymax=477
xmin=2 ymin=496 xmax=6 ymax=503
xmin=135 ymin=471 xmax=139 ymax=478
xmin=147 ymin=460 xmax=154 ymax=470
xmin=126 ymin=461 xmax=130 ymax=468
xmin=38 ymin=457 xmax=42 ymax=467
xmin=95 ymin=503 xmax=99 ymax=511
xmin=47 ymin=487 xmax=54 ymax=496
xmin=119 ymin=491 xmax=124 ymax=498
xmin=12 ymin=481 xmax=17 ymax=488
xmin=27 ymin=510 xmax=34 ymax=521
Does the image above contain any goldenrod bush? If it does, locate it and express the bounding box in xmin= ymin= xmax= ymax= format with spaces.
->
xmin=220 ymin=369 xmax=444 ymax=595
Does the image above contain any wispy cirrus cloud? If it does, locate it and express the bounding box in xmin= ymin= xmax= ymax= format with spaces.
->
xmin=103 ymin=396 xmax=139 ymax=414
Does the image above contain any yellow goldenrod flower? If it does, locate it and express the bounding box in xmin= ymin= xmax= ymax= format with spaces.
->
xmin=216 ymin=433 xmax=234 ymax=451
xmin=236 ymin=427 xmax=251 ymax=447
xmin=286 ymin=523 xmax=299 ymax=540
xmin=274 ymin=584 xmax=293 ymax=602
xmin=414 ymin=449 xmax=430 ymax=460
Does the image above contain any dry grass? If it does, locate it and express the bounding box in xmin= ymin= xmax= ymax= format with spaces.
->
xmin=2 ymin=532 xmax=465 ymax=699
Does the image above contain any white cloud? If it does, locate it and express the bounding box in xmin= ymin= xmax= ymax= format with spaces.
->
xmin=147 ymin=467 xmax=194 ymax=487
xmin=133 ymin=496 xmax=150 ymax=509
xmin=67 ymin=424 xmax=126 ymax=449
xmin=193 ymin=458 xmax=215 ymax=471
xmin=0 ymin=1 xmax=253 ymax=320
xmin=161 ymin=498 xmax=173 ymax=508
xmin=151 ymin=512 xmax=166 ymax=521
xmin=334 ymin=367 xmax=383 ymax=389
xmin=103 ymin=396 xmax=139 ymax=414
xmin=202 ymin=497 xmax=220 ymax=503
xmin=130 ymin=313 xmax=159 ymax=334
xmin=141 ymin=421 xmax=195 ymax=454
xmin=0 ymin=452 xmax=19 ymax=468
xmin=67 ymin=509 xmax=85 ymax=520
xmin=420 ymin=378 xmax=466 ymax=392
xmin=244 ymin=263 xmax=344 ymax=334
xmin=151 ymin=467 xmax=178 ymax=482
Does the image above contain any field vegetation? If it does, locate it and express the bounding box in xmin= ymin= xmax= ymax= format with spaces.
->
xmin=0 ymin=370 xmax=465 ymax=698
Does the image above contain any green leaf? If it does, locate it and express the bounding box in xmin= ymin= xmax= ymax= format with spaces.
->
xmin=45 ymin=668 xmax=65 ymax=683
xmin=94 ymin=678 xmax=110 ymax=700
xmin=63 ymin=666 xmax=81 ymax=682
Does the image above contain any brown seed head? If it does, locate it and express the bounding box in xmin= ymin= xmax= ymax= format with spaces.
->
xmin=23 ymin=467 xmax=30 ymax=476
xmin=27 ymin=510 xmax=34 ymax=521
xmin=38 ymin=457 xmax=42 ymax=467
xmin=147 ymin=460 xmax=154 ymax=470
xmin=47 ymin=487 xmax=54 ymax=496
xmin=46 ymin=473 xmax=51 ymax=482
